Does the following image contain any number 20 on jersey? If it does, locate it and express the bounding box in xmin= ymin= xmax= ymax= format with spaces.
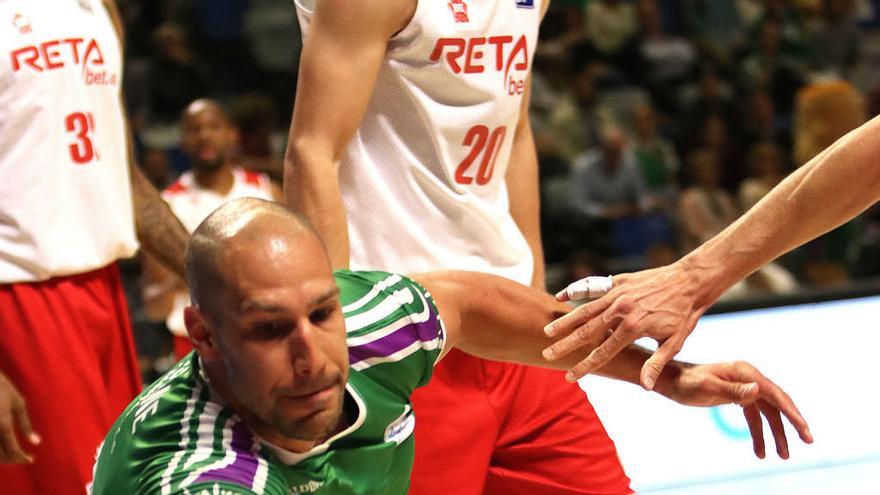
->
xmin=455 ymin=125 xmax=507 ymax=186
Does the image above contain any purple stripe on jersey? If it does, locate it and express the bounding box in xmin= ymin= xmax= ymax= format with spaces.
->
xmin=194 ymin=420 xmax=260 ymax=488
xmin=348 ymin=310 xmax=441 ymax=366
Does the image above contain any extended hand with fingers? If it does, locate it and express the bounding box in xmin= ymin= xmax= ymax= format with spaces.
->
xmin=0 ymin=372 xmax=40 ymax=464
xmin=653 ymin=360 xmax=814 ymax=459
xmin=544 ymin=262 xmax=707 ymax=388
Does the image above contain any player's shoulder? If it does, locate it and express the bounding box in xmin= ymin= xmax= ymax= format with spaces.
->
xmin=334 ymin=270 xmax=431 ymax=315
xmin=232 ymin=167 xmax=269 ymax=187
xmin=339 ymin=270 xmax=443 ymax=384
xmin=163 ymin=172 xmax=195 ymax=197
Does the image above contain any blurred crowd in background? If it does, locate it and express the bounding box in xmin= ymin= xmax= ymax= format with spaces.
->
xmin=114 ymin=0 xmax=880 ymax=379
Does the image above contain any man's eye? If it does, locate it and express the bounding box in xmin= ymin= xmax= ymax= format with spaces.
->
xmin=310 ymin=307 xmax=334 ymax=325
xmin=253 ymin=321 xmax=291 ymax=339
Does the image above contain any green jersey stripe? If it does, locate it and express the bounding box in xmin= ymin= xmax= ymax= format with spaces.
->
xmin=161 ymin=379 xmax=205 ymax=494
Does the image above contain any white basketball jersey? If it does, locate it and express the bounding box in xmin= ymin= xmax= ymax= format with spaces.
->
xmin=0 ymin=0 xmax=137 ymax=283
xmin=295 ymin=0 xmax=541 ymax=285
xmin=162 ymin=168 xmax=275 ymax=335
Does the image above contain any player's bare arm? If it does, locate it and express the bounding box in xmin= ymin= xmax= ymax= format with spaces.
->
xmin=284 ymin=0 xmax=416 ymax=269
xmin=506 ymin=81 xmax=546 ymax=290
xmin=544 ymin=111 xmax=880 ymax=390
xmin=413 ymin=270 xmax=812 ymax=459
xmin=101 ymin=0 xmax=190 ymax=278
xmin=129 ymin=163 xmax=189 ymax=278
xmin=505 ymin=0 xmax=550 ymax=290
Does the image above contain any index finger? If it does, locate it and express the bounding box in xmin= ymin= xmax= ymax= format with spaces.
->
xmin=750 ymin=375 xmax=813 ymax=444
xmin=544 ymin=296 xmax=614 ymax=338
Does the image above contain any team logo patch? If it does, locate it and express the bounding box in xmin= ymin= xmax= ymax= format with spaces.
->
xmin=516 ymin=0 xmax=535 ymax=8
xmin=384 ymin=405 xmax=416 ymax=445
xmin=448 ymin=0 xmax=469 ymax=23
xmin=12 ymin=13 xmax=32 ymax=34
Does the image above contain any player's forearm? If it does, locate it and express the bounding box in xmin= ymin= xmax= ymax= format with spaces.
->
xmin=681 ymin=115 xmax=880 ymax=307
xmin=506 ymin=91 xmax=545 ymax=290
xmin=283 ymin=145 xmax=350 ymax=269
xmin=130 ymin=165 xmax=189 ymax=278
xmin=507 ymin=151 xmax=545 ymax=290
xmin=421 ymin=271 xmax=591 ymax=368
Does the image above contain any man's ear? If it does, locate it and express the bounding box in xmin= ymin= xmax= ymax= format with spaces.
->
xmin=184 ymin=305 xmax=218 ymax=358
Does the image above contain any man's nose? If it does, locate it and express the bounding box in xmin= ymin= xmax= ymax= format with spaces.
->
xmin=290 ymin=323 xmax=325 ymax=375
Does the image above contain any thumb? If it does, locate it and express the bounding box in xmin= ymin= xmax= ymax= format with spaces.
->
xmin=13 ymin=401 xmax=39 ymax=446
xmin=555 ymin=288 xmax=570 ymax=302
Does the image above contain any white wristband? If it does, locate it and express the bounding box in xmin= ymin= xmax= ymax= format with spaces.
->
xmin=564 ymin=276 xmax=613 ymax=301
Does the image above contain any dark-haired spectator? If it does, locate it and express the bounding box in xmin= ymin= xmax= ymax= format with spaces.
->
xmin=571 ymin=127 xmax=670 ymax=257
xmin=679 ymin=65 xmax=740 ymax=144
xmin=148 ymin=23 xmax=210 ymax=124
xmin=625 ymin=0 xmax=697 ymax=113
xmin=585 ymin=0 xmax=637 ymax=61
xmin=232 ymin=94 xmax=284 ymax=180
xmin=739 ymin=141 xmax=788 ymax=212
xmin=679 ymin=148 xmax=739 ymax=252
xmin=631 ymin=103 xmax=680 ymax=211
xmin=742 ymin=88 xmax=793 ymax=153
xmin=810 ymin=0 xmax=861 ymax=78
xmin=693 ymin=113 xmax=745 ymax=191
xmin=571 ymin=127 xmax=650 ymax=222
xmin=739 ymin=18 xmax=806 ymax=115
xmin=681 ymin=0 xmax=745 ymax=66
xmin=546 ymin=66 xmax=616 ymax=162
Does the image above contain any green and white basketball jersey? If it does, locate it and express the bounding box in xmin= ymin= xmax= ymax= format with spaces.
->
xmin=90 ymin=270 xmax=445 ymax=495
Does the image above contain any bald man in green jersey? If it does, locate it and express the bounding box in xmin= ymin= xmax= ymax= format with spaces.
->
xmin=89 ymin=199 xmax=811 ymax=494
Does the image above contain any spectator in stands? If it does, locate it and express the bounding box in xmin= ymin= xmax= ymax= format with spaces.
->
xmin=546 ymin=65 xmax=616 ymax=162
xmin=570 ymin=126 xmax=670 ymax=260
xmin=679 ymin=65 xmax=740 ymax=146
xmin=739 ymin=141 xmax=788 ymax=212
xmin=631 ymin=102 xmax=680 ymax=211
xmin=693 ymin=113 xmax=745 ymax=191
xmin=678 ymin=148 xmax=739 ymax=252
xmin=741 ymin=88 xmax=792 ymax=154
xmin=142 ymin=99 xmax=280 ymax=360
xmin=571 ymin=126 xmax=651 ymax=222
xmin=681 ymin=0 xmax=745 ymax=66
xmin=585 ymin=0 xmax=637 ymax=62
xmin=739 ymin=17 xmax=806 ymax=116
xmin=625 ymin=0 xmax=697 ymax=113
xmin=148 ymin=23 xmax=210 ymax=124
xmin=232 ymin=94 xmax=284 ymax=180
xmin=810 ymin=0 xmax=861 ymax=78
xmin=754 ymin=0 xmax=813 ymax=65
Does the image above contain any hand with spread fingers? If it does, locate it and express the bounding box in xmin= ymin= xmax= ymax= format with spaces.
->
xmin=0 ymin=372 xmax=40 ymax=464
xmin=543 ymin=261 xmax=708 ymax=389
xmin=652 ymin=360 xmax=814 ymax=459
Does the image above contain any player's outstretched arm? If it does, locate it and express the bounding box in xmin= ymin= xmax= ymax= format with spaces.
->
xmin=412 ymin=271 xmax=812 ymax=459
xmin=0 ymin=372 xmax=39 ymax=464
xmin=543 ymin=113 xmax=880 ymax=389
xmin=284 ymin=0 xmax=415 ymax=269
xmin=650 ymin=360 xmax=813 ymax=459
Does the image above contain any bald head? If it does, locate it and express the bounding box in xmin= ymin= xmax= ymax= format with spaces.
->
xmin=183 ymin=99 xmax=230 ymax=124
xmin=185 ymin=198 xmax=327 ymax=316
xmin=180 ymin=99 xmax=236 ymax=172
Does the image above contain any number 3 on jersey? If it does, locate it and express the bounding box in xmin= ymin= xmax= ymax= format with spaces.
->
xmin=455 ymin=125 xmax=507 ymax=185
xmin=65 ymin=111 xmax=98 ymax=165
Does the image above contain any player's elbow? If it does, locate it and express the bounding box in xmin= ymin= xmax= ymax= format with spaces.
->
xmin=285 ymin=136 xmax=342 ymax=179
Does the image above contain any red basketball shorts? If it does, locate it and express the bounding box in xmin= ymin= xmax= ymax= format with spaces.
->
xmin=0 ymin=263 xmax=142 ymax=494
xmin=409 ymin=349 xmax=632 ymax=495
